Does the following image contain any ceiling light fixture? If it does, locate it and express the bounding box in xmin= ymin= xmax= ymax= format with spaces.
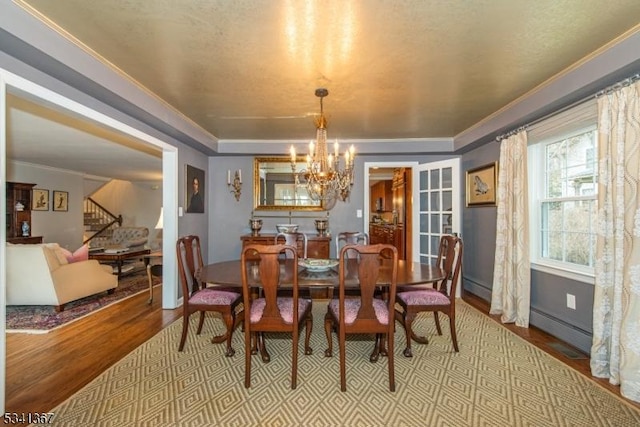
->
xmin=290 ymin=88 xmax=355 ymax=209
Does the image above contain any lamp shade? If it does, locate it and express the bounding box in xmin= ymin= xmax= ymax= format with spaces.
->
xmin=155 ymin=208 xmax=163 ymax=229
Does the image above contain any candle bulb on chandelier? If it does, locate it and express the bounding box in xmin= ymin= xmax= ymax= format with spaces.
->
xmin=334 ymin=140 xmax=339 ymax=158
xmin=227 ymin=170 xmax=231 ymax=185
xmin=238 ymin=169 xmax=242 ymax=183
xmin=309 ymin=141 xmax=314 ymax=157
xmin=328 ymin=154 xmax=333 ymax=170
xmin=349 ymin=145 xmax=356 ymax=165
xmin=290 ymin=145 xmax=296 ymax=163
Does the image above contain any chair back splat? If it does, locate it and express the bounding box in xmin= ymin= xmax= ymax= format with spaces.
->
xmin=395 ymin=234 xmax=463 ymax=357
xmin=176 ymin=235 xmax=243 ymax=356
xmin=324 ymin=243 xmax=398 ymax=392
xmin=240 ymin=244 xmax=313 ymax=389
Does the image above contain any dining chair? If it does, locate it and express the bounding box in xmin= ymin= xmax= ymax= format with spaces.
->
xmin=240 ymin=243 xmax=313 ymax=389
xmin=275 ymin=231 xmax=308 ymax=259
xmin=335 ymin=231 xmax=368 ymax=258
xmin=395 ymin=234 xmax=463 ymax=357
xmin=324 ymin=243 xmax=398 ymax=392
xmin=176 ymin=235 xmax=243 ymax=356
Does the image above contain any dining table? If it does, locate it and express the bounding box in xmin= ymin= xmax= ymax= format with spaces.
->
xmin=199 ymin=258 xmax=446 ymax=290
xmin=198 ymin=258 xmax=446 ymax=362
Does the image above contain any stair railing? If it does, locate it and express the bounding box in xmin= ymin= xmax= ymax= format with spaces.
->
xmin=83 ymin=197 xmax=122 ymax=246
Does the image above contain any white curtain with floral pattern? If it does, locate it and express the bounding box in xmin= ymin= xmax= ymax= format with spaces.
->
xmin=490 ymin=131 xmax=530 ymax=327
xmin=591 ymin=79 xmax=640 ymax=403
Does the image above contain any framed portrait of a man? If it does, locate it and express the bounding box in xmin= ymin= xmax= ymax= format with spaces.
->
xmin=185 ymin=164 xmax=205 ymax=213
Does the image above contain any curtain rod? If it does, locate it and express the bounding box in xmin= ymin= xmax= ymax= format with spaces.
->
xmin=595 ymin=73 xmax=639 ymax=97
xmin=496 ymin=72 xmax=640 ymax=142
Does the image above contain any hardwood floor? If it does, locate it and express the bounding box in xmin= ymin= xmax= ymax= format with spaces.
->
xmin=5 ymin=287 xmax=639 ymax=416
xmin=5 ymin=284 xmax=181 ymax=414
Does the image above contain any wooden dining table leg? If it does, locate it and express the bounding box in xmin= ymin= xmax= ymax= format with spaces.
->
xmin=370 ymin=286 xmax=391 ymax=362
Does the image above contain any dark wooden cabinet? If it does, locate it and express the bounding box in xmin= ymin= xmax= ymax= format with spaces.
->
xmin=241 ymin=234 xmax=331 ymax=260
xmin=369 ymin=224 xmax=405 ymax=260
xmin=370 ymin=180 xmax=393 ymax=212
xmin=6 ymin=181 xmax=43 ymax=244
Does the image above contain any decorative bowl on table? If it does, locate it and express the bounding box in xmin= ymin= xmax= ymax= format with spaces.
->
xmin=298 ymin=258 xmax=339 ymax=272
xmin=276 ymin=224 xmax=299 ymax=233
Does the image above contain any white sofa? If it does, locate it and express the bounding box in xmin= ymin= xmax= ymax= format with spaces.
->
xmin=6 ymin=243 xmax=118 ymax=311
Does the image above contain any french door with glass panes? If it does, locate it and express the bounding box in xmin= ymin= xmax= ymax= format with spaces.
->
xmin=412 ymin=158 xmax=461 ymax=294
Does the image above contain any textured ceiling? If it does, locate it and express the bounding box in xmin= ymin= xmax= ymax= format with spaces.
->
xmin=16 ymin=0 xmax=640 ymax=143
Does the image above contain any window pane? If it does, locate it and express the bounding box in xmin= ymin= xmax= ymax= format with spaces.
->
xmin=442 ymin=190 xmax=452 ymax=211
xmin=566 ymin=232 xmax=591 ymax=266
xmin=431 ymin=236 xmax=440 ymax=254
xmin=430 ymin=170 xmax=440 ymax=189
xmin=420 ymin=170 xmax=428 ymax=190
xmin=442 ymin=167 xmax=452 ymax=188
xmin=430 ymin=214 xmax=440 ymax=234
xmin=420 ymin=214 xmax=428 ymax=232
xmin=420 ymin=192 xmax=428 ymax=210
xmin=430 ymin=192 xmax=440 ymax=211
xmin=420 ymin=235 xmax=429 ymax=255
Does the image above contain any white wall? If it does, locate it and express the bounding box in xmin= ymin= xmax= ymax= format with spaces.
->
xmin=90 ymin=179 xmax=163 ymax=249
xmin=7 ymin=161 xmax=84 ymax=250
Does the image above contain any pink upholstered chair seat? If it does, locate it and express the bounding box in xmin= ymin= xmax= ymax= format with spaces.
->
xmin=189 ymin=288 xmax=241 ymax=306
xmin=397 ymin=289 xmax=450 ymax=306
xmin=250 ymin=297 xmax=312 ymax=324
xmin=328 ymin=298 xmax=389 ymax=325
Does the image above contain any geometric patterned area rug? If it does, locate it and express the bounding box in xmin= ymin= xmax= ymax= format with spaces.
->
xmin=5 ymin=268 xmax=161 ymax=333
xmin=50 ymin=301 xmax=640 ymax=426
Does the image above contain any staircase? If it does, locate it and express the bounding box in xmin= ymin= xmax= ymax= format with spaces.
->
xmin=83 ymin=197 xmax=122 ymax=248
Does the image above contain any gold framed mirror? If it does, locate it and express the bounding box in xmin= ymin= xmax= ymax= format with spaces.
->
xmin=254 ymin=157 xmax=325 ymax=211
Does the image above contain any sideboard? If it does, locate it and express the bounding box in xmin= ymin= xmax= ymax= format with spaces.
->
xmin=240 ymin=233 xmax=331 ymax=260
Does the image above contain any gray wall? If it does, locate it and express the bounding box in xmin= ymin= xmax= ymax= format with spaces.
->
xmin=208 ymin=153 xmax=454 ymax=262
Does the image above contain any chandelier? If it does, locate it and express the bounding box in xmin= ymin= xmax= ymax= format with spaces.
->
xmin=290 ymin=88 xmax=355 ymax=209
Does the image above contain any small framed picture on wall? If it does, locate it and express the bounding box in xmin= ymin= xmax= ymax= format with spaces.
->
xmin=185 ymin=164 xmax=205 ymax=213
xmin=466 ymin=162 xmax=498 ymax=207
xmin=32 ymin=189 xmax=49 ymax=211
xmin=53 ymin=190 xmax=69 ymax=212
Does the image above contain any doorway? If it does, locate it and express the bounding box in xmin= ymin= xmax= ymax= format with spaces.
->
xmin=0 ymin=68 xmax=180 ymax=412
xmin=364 ymin=161 xmax=418 ymax=261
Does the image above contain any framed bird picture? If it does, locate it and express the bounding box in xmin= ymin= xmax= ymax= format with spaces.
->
xmin=466 ymin=162 xmax=498 ymax=207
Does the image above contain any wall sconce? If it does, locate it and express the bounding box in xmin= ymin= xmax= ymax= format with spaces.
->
xmin=227 ymin=169 xmax=242 ymax=201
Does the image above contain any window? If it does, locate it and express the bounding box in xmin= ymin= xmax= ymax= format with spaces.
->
xmin=528 ymin=101 xmax=598 ymax=282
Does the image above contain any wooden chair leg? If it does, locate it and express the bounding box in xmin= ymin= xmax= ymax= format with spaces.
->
xmin=178 ymin=313 xmax=190 ymax=351
xmin=291 ymin=328 xmax=299 ymax=390
xmin=324 ymin=312 xmax=334 ymax=357
xmin=434 ymin=311 xmax=443 ymax=335
xmin=339 ymin=329 xmax=347 ymax=392
xmin=196 ymin=311 xmax=206 ymax=334
xmin=387 ymin=330 xmax=395 ymax=392
xmin=244 ymin=327 xmax=252 ymax=388
xmin=449 ymin=313 xmax=459 ymax=352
